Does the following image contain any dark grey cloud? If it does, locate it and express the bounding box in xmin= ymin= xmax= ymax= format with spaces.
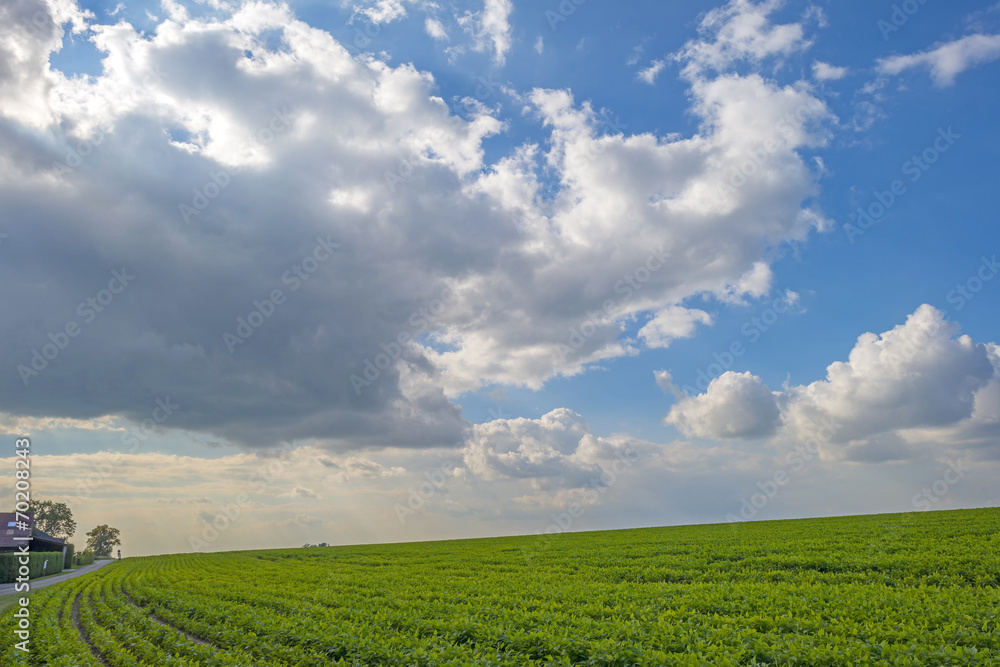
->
xmin=1 ymin=0 xmax=835 ymax=453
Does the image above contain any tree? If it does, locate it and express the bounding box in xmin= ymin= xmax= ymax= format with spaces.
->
xmin=85 ymin=525 xmax=121 ymax=558
xmin=27 ymin=499 xmax=76 ymax=539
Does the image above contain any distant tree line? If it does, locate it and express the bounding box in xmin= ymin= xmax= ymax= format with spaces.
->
xmin=28 ymin=499 xmax=122 ymax=562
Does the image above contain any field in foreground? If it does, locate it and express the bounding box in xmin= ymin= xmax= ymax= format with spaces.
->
xmin=1 ymin=508 xmax=998 ymax=666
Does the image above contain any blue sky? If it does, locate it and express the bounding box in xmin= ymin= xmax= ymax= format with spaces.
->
xmin=1 ymin=0 xmax=998 ymax=555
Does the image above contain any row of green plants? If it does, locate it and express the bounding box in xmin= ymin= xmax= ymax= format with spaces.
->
xmin=0 ymin=508 xmax=996 ymax=665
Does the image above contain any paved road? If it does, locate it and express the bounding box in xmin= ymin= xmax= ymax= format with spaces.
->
xmin=0 ymin=559 xmax=117 ymax=595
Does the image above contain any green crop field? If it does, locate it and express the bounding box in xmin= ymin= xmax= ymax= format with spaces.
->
xmin=2 ymin=508 xmax=998 ymax=666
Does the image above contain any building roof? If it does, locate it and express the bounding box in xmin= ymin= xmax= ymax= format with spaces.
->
xmin=0 ymin=512 xmax=65 ymax=549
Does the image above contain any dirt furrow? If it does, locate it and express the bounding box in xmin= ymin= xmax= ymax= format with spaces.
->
xmin=72 ymin=592 xmax=112 ymax=667
xmin=122 ymin=586 xmax=214 ymax=647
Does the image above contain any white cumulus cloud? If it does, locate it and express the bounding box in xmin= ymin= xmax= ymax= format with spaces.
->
xmin=663 ymin=306 xmax=997 ymax=462
xmin=639 ymin=307 xmax=713 ymax=349
xmin=878 ymin=33 xmax=1000 ymax=87
xmin=675 ymin=0 xmax=812 ymax=77
xmin=458 ymin=0 xmax=513 ymax=65
xmin=637 ymin=59 xmax=667 ymax=84
xmin=0 ymin=0 xmax=835 ymax=454
xmin=463 ymin=409 xmax=636 ymax=489
xmin=812 ymin=60 xmax=848 ymax=81
xmin=666 ymin=371 xmax=782 ymax=440
xmin=425 ymin=17 xmax=448 ymax=40
xmin=781 ymin=305 xmax=994 ymax=444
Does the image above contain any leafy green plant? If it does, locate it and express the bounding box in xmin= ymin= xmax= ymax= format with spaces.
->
xmin=0 ymin=508 xmax=997 ymax=665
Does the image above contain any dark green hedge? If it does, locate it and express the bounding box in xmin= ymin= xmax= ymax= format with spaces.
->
xmin=63 ymin=543 xmax=75 ymax=570
xmin=73 ymin=550 xmax=94 ymax=567
xmin=0 ymin=551 xmax=65 ymax=584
